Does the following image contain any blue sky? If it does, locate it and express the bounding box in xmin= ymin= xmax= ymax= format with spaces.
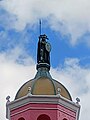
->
xmin=0 ymin=0 xmax=90 ymax=120
xmin=0 ymin=16 xmax=90 ymax=68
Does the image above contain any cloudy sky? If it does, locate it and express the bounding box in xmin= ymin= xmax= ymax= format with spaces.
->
xmin=0 ymin=0 xmax=90 ymax=119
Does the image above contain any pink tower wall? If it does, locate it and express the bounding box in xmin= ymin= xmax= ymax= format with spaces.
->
xmin=10 ymin=103 xmax=76 ymax=120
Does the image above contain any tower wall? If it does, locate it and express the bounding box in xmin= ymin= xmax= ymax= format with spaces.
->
xmin=10 ymin=103 xmax=57 ymax=120
xmin=57 ymin=104 xmax=76 ymax=120
xmin=8 ymin=95 xmax=80 ymax=120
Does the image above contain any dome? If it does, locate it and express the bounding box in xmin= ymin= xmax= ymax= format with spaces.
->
xmin=15 ymin=76 xmax=72 ymax=101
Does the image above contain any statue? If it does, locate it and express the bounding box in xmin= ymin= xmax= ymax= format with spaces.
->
xmin=37 ymin=34 xmax=51 ymax=66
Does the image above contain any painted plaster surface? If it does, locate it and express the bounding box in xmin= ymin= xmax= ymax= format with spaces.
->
xmin=10 ymin=103 xmax=76 ymax=120
xmin=57 ymin=104 xmax=76 ymax=117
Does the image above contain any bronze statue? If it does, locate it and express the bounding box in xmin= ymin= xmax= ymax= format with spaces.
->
xmin=37 ymin=34 xmax=51 ymax=65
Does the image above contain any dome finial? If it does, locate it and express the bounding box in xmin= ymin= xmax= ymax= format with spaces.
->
xmin=76 ymin=97 xmax=80 ymax=104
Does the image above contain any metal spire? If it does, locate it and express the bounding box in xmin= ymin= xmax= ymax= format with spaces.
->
xmin=39 ymin=19 xmax=41 ymax=35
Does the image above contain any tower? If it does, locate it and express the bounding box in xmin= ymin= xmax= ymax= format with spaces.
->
xmin=6 ymin=34 xmax=80 ymax=120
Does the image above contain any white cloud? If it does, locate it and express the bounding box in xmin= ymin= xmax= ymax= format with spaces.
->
xmin=1 ymin=0 xmax=90 ymax=45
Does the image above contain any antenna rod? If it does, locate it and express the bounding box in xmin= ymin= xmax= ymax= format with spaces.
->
xmin=39 ymin=20 xmax=41 ymax=35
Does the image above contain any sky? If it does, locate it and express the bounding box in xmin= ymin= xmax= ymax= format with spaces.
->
xmin=0 ymin=0 xmax=90 ymax=119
